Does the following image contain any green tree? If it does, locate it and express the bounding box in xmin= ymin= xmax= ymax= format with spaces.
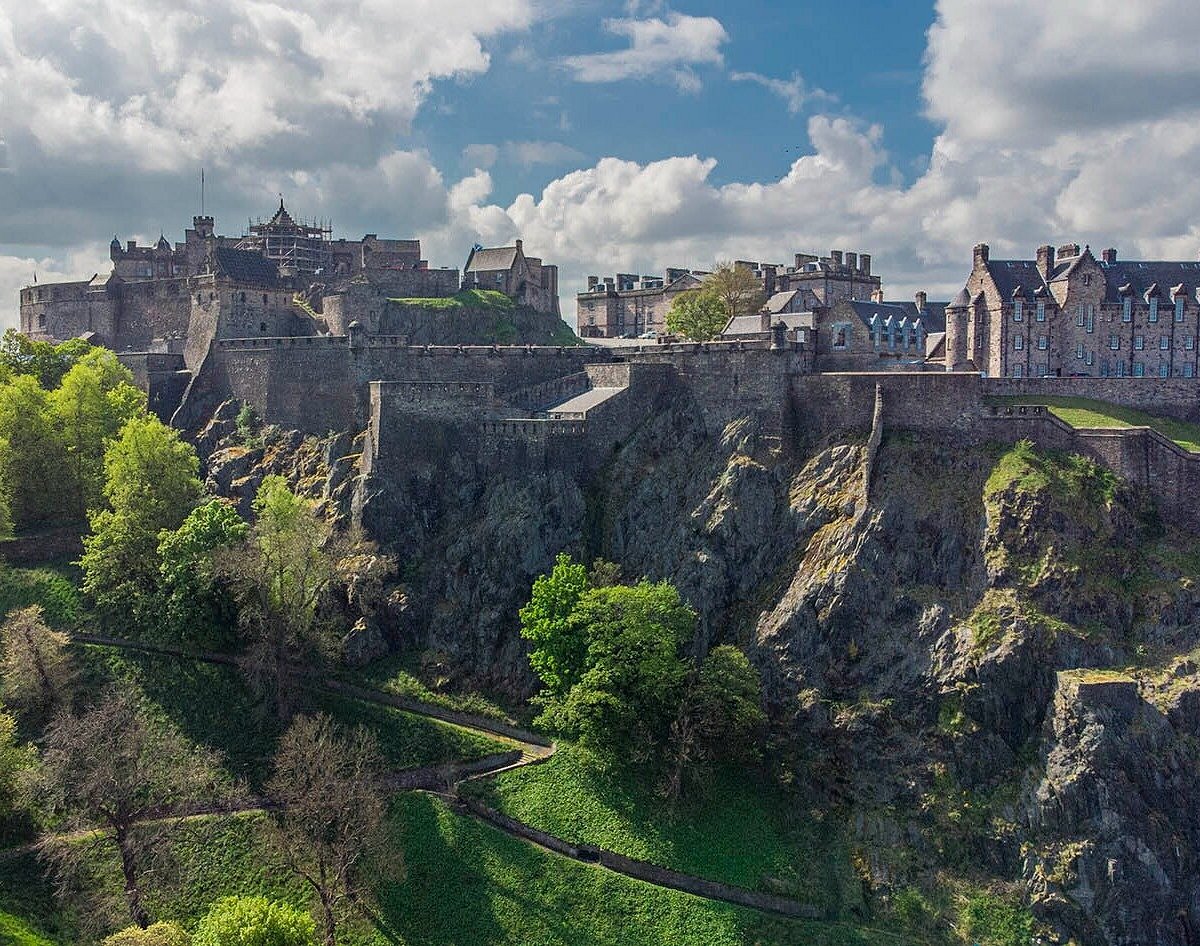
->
xmin=0 ymin=705 xmax=36 ymax=826
xmin=705 ymin=261 xmax=767 ymax=321
xmin=50 ymin=349 xmax=146 ymax=519
xmin=544 ymin=581 xmax=694 ymax=759
xmin=0 ymin=330 xmax=93 ymax=390
xmin=519 ymin=553 xmax=589 ymax=697
xmin=266 ymin=714 xmax=393 ymax=946
xmin=0 ymin=605 xmax=74 ymax=713
xmin=192 ymin=896 xmax=316 ymax=946
xmin=102 ymin=922 xmax=192 ymax=946
xmin=80 ymin=415 xmax=202 ymax=627
xmin=157 ymin=500 xmax=248 ymax=648
xmin=0 ymin=375 xmax=71 ymax=532
xmin=665 ymin=288 xmax=728 ymax=341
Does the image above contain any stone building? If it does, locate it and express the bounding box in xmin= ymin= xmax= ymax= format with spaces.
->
xmin=577 ymin=250 xmax=880 ymax=338
xmin=462 ymin=241 xmax=560 ymax=316
xmin=817 ymin=294 xmax=947 ymax=370
xmin=946 ymin=242 xmax=1200 ymax=378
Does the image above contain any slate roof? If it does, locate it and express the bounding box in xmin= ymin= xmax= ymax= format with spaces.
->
xmin=764 ymin=289 xmax=801 ymax=314
xmin=465 ymin=246 xmax=519 ymax=273
xmin=982 ymin=260 xmax=1049 ymax=299
xmin=213 ymin=247 xmax=280 ymax=286
xmin=840 ymin=300 xmax=947 ymax=333
xmin=724 ymin=315 xmax=766 ymax=335
xmin=1098 ymin=260 xmax=1200 ymax=302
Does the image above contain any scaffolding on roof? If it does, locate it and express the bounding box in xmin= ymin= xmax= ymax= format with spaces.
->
xmin=236 ymin=199 xmax=333 ymax=276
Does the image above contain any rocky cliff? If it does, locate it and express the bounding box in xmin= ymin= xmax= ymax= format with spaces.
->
xmin=198 ymin=391 xmax=1200 ymax=944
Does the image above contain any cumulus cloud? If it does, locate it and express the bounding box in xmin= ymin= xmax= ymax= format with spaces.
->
xmin=730 ymin=71 xmax=831 ymax=115
xmin=560 ymin=13 xmax=727 ymax=92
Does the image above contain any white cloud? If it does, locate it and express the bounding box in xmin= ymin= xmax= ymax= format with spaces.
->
xmin=561 ymin=13 xmax=727 ymax=91
xmin=730 ymin=71 xmax=830 ymax=115
xmin=463 ymin=144 xmax=501 ymax=171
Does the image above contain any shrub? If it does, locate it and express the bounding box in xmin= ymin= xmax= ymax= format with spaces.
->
xmin=960 ymin=892 xmax=1035 ymax=946
xmin=102 ymin=921 xmax=192 ymax=946
xmin=192 ymin=896 xmax=315 ymax=946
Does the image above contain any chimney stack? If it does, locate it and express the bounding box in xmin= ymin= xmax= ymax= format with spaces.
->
xmin=1036 ymin=244 xmax=1055 ymax=280
xmin=973 ymin=243 xmax=990 ymax=266
xmin=860 ymin=253 xmax=871 ymax=275
xmin=830 ymin=250 xmax=844 ymax=268
xmin=515 ymin=239 xmax=523 ymax=252
xmin=587 ymin=276 xmax=599 ymax=290
xmin=871 ymin=288 xmax=885 ymax=303
xmin=915 ymin=290 xmax=927 ymax=311
xmin=845 ymin=252 xmax=858 ymax=272
xmin=1101 ymin=248 xmax=1118 ymax=264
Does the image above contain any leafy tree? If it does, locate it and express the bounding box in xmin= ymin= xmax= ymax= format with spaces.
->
xmin=156 ymin=500 xmax=249 ymax=648
xmin=519 ymin=553 xmax=589 ymax=697
xmin=222 ymin=477 xmax=341 ymax=719
xmin=665 ymin=288 xmax=728 ymax=341
xmin=34 ymin=688 xmax=227 ymax=930
xmin=0 ymin=605 xmax=74 ymax=712
xmin=0 ymin=330 xmax=93 ymax=390
xmin=235 ymin=402 xmax=262 ymax=445
xmin=0 ymin=375 xmax=71 ymax=532
xmin=266 ymin=714 xmax=392 ymax=946
xmin=0 ymin=705 xmax=36 ymax=825
xmin=50 ymin=349 xmax=146 ymax=519
xmin=705 ymin=261 xmax=767 ymax=321
xmin=192 ymin=896 xmax=315 ymax=946
xmin=80 ymin=415 xmax=202 ymax=627
xmin=102 ymin=922 xmax=192 ymax=946
xmin=661 ymin=645 xmax=765 ymax=803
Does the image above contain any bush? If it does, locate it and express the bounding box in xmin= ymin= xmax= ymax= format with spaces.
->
xmin=102 ymin=921 xmax=192 ymax=946
xmin=892 ymin=886 xmax=932 ymax=928
xmin=960 ymin=893 xmax=1034 ymax=946
xmin=192 ymin=896 xmax=315 ymax=946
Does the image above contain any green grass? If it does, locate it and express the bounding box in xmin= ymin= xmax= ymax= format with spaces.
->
xmin=468 ymin=744 xmax=862 ymax=916
xmin=348 ymin=652 xmax=515 ymax=723
xmin=0 ymin=563 xmax=83 ymax=627
xmin=389 ymin=289 xmax=516 ymax=310
xmin=990 ymin=395 xmax=1200 ymax=451
xmin=0 ymin=910 xmax=59 ymax=946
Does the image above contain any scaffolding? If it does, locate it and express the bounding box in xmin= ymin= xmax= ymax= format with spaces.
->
xmin=237 ymin=199 xmax=333 ymax=276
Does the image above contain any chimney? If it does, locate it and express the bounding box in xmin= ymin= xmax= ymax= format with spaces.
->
xmin=860 ymin=253 xmax=871 ymax=275
xmin=587 ymin=276 xmax=599 ymax=290
xmin=515 ymin=239 xmax=523 ymax=252
xmin=845 ymin=252 xmax=858 ymax=272
xmin=830 ymin=250 xmax=844 ymax=268
xmin=915 ymin=290 xmax=927 ymax=311
xmin=1036 ymin=244 xmax=1055 ymax=280
xmin=871 ymin=288 xmax=885 ymax=303
xmin=1101 ymin=248 xmax=1118 ymax=264
xmin=973 ymin=243 xmax=990 ymax=266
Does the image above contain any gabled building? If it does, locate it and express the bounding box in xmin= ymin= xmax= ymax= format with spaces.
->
xmin=819 ymin=293 xmax=947 ymax=370
xmin=463 ymin=240 xmax=560 ymax=315
xmin=946 ymin=242 xmax=1200 ymax=378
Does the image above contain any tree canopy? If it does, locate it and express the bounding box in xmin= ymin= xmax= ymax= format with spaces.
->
xmin=705 ymin=261 xmax=767 ymax=321
xmin=665 ymin=288 xmax=728 ymax=341
xmin=192 ymin=896 xmax=316 ymax=946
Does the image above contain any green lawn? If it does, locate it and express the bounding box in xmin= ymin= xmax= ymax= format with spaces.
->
xmin=348 ymin=651 xmax=516 ymax=724
xmin=990 ymin=395 xmax=1200 ymax=451
xmin=468 ymin=744 xmax=862 ymax=917
xmin=389 ymin=289 xmax=515 ymax=310
xmin=0 ymin=562 xmax=83 ymax=628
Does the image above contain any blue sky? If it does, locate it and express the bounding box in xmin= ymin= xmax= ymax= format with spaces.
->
xmin=3 ymin=0 xmax=1200 ymax=326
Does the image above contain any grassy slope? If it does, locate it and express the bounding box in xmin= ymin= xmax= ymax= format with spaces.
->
xmin=469 ymin=744 xmax=861 ymax=917
xmin=388 ymin=289 xmax=515 ymax=310
xmin=990 ymin=395 xmax=1200 ymax=451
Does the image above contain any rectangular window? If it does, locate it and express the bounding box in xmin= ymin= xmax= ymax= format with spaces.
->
xmin=1135 ymin=335 xmax=1145 ymax=350
xmin=1036 ymin=363 xmax=1047 ymax=377
xmin=1086 ymin=350 xmax=1094 ymax=367
xmin=1037 ymin=302 xmax=1047 ymax=322
xmin=1150 ymin=298 xmax=1159 ymax=322
xmin=1187 ymin=335 xmax=1195 ymax=351
xmin=1134 ymin=362 xmax=1145 ymax=377
xmin=1013 ymin=335 xmax=1024 ymax=350
xmin=1086 ymin=306 xmax=1095 ymax=333
xmin=1075 ymin=304 xmax=1085 ymax=327
xmin=1076 ymin=343 xmax=1084 ymax=360
xmin=1109 ymin=335 xmax=1120 ymax=350
xmin=1037 ymin=335 xmax=1048 ymax=350
xmin=1123 ymin=297 xmax=1133 ymax=322
xmin=1013 ymin=301 xmax=1023 ymax=322
xmin=1116 ymin=361 xmax=1127 ymax=377
xmin=1160 ymin=364 xmax=1170 ymax=378
xmin=1185 ymin=363 xmax=1195 ymax=378
xmin=1161 ymin=335 xmax=1171 ymax=350
xmin=1176 ymin=297 xmax=1186 ymax=322
xmin=1012 ymin=365 xmax=1023 ymax=378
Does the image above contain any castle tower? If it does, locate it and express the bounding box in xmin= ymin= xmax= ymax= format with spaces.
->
xmin=945 ymin=287 xmax=971 ymax=371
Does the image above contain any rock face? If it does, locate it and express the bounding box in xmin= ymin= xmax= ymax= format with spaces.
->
xmin=197 ymin=393 xmax=1200 ymax=943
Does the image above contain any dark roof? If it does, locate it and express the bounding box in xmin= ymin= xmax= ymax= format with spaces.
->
xmin=1098 ymin=260 xmax=1200 ymax=302
xmin=950 ymin=287 xmax=971 ymax=308
xmin=267 ymin=199 xmax=297 ymax=230
xmin=465 ymin=246 xmax=519 ymax=273
xmin=983 ymin=260 xmax=1050 ymax=299
xmin=839 ymin=300 xmax=946 ymax=333
xmin=213 ymin=247 xmax=280 ymax=286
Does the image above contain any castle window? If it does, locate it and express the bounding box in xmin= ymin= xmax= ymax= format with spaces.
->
xmin=240 ymin=292 xmax=246 ymax=303
xmin=1037 ymin=335 xmax=1048 ymax=350
xmin=1109 ymin=335 xmax=1120 ymax=350
xmin=38 ymin=314 xmax=46 ymax=329
xmin=259 ymin=321 xmax=267 ymax=334
xmin=1036 ymin=363 xmax=1047 ymax=377
xmin=209 ymin=292 xmax=215 ymax=301
xmin=1149 ymin=298 xmax=1159 ymax=322
xmin=1086 ymin=351 xmax=1094 ymax=367
xmin=1013 ymin=335 xmax=1024 ymax=351
xmin=197 ymin=293 xmax=202 ymax=304
xmin=1123 ymin=297 xmax=1132 ymax=322
xmin=1160 ymin=335 xmax=1171 ymax=350
xmin=1076 ymin=343 xmax=1084 ymax=360
xmin=1013 ymin=301 xmax=1023 ymax=322
xmin=1176 ymin=297 xmax=1186 ymax=322
xmin=1186 ymin=363 xmax=1195 ymax=378
xmin=1160 ymin=363 xmax=1170 ymax=378
xmin=1086 ymin=307 xmax=1095 ymax=333
xmin=263 ymin=294 xmax=268 ymax=305
xmin=1012 ymin=365 xmax=1023 ymax=378
xmin=1037 ymin=302 xmax=1046 ymax=322
xmin=834 ymin=325 xmax=849 ymax=349
xmin=1187 ymin=335 xmax=1195 ymax=351
xmin=1084 ymin=274 xmax=1092 ymax=286
xmin=1075 ymin=305 xmax=1085 ymax=327
xmin=1135 ymin=335 xmax=1145 ymax=350
xmin=1133 ymin=362 xmax=1145 ymax=377
xmin=1116 ymin=361 xmax=1127 ymax=377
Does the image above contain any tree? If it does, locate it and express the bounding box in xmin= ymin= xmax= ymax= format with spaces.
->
xmin=0 ymin=705 xmax=36 ymax=826
xmin=80 ymin=415 xmax=202 ymax=627
xmin=519 ymin=552 xmax=590 ymax=698
xmin=265 ymin=714 xmax=392 ymax=946
xmin=665 ymin=288 xmax=729 ymax=341
xmin=0 ymin=374 xmax=71 ymax=532
xmin=0 ymin=605 xmax=74 ymax=712
xmin=0 ymin=330 xmax=93 ymax=390
xmin=35 ymin=688 xmax=227 ymax=930
xmin=49 ymin=349 xmax=146 ymax=520
xmin=222 ymin=477 xmax=343 ymax=719
xmin=661 ymin=645 xmax=765 ymax=804
xmin=156 ymin=501 xmax=249 ymax=649
xmin=705 ymin=261 xmax=767 ymax=321
xmin=102 ymin=922 xmax=192 ymax=946
xmin=192 ymin=896 xmax=315 ymax=946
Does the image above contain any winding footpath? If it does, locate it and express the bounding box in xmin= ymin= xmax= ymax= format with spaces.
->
xmin=59 ymin=633 xmax=854 ymax=927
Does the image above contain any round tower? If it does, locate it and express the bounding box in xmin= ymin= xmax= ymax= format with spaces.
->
xmin=945 ymin=287 xmax=972 ymax=371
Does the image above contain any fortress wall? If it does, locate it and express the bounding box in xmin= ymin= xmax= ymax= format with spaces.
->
xmin=369 ymin=268 xmax=460 ymax=299
xmin=20 ymin=282 xmax=116 ymax=344
xmin=114 ymin=279 xmax=194 ymax=350
xmin=791 ymin=372 xmax=984 ymax=439
xmin=364 ymin=345 xmax=604 ymax=392
xmin=506 ymin=371 xmax=591 ymax=412
xmin=983 ymin=377 xmax=1200 ymax=421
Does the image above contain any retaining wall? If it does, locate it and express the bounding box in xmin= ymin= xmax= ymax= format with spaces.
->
xmin=983 ymin=377 xmax=1200 ymax=422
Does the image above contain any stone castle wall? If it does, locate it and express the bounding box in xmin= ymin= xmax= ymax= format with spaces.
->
xmin=982 ymin=376 xmax=1200 ymax=422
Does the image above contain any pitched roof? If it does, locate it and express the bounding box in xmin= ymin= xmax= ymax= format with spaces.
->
xmin=764 ymin=289 xmax=802 ymax=313
xmin=839 ymin=300 xmax=946 ymax=333
xmin=465 ymin=246 xmax=519 ymax=273
xmin=1098 ymin=260 xmax=1200 ymax=302
xmin=724 ymin=315 xmax=766 ymax=335
xmin=213 ymin=247 xmax=280 ymax=286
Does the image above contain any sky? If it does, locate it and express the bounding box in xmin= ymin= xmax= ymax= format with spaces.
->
xmin=3 ymin=0 xmax=1200 ymax=328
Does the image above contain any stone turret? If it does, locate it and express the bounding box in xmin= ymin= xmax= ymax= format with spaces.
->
xmin=945 ymin=287 xmax=971 ymax=371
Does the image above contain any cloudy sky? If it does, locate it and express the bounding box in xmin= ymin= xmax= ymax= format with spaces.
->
xmin=2 ymin=0 xmax=1200 ymax=328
